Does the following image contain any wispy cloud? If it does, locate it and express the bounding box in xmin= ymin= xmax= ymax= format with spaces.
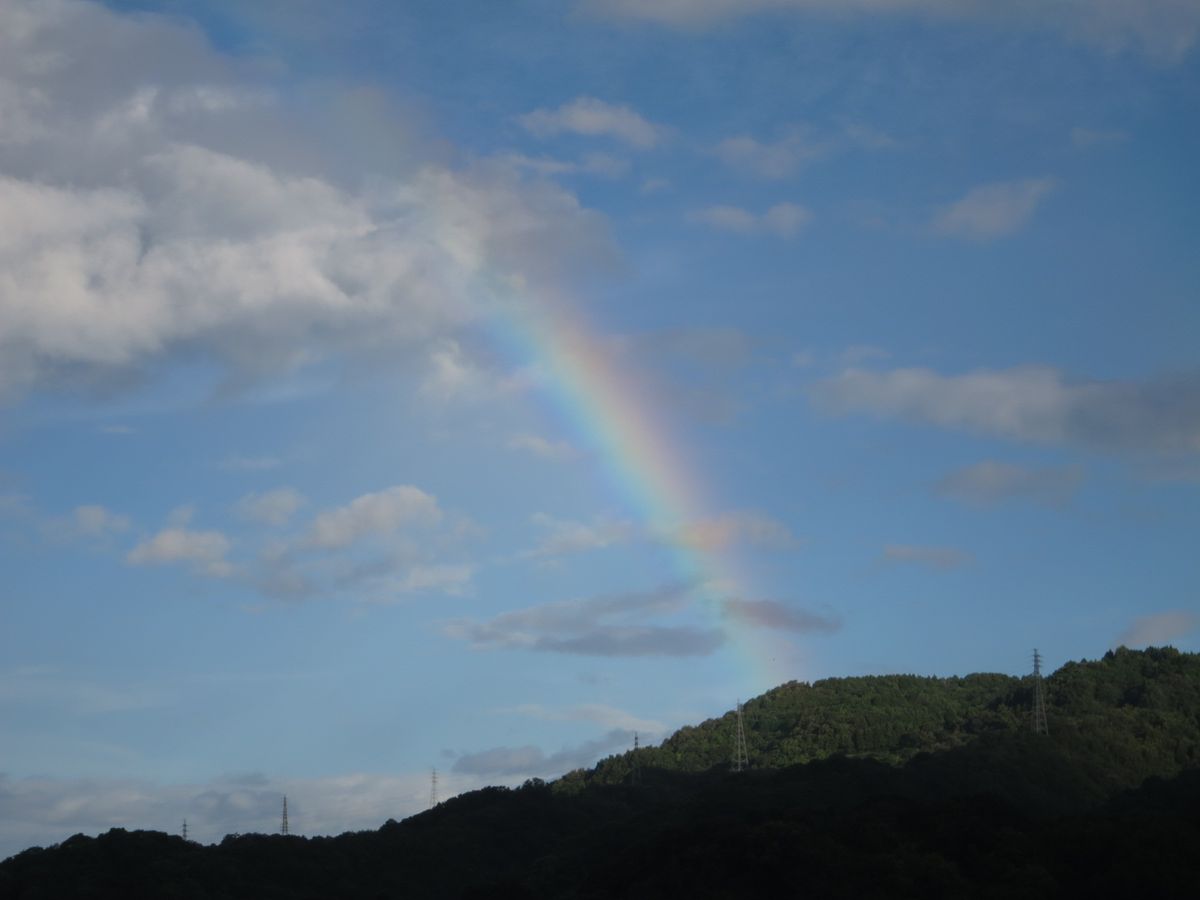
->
xmin=1116 ymin=611 xmax=1198 ymax=648
xmin=526 ymin=513 xmax=638 ymax=559
xmin=580 ymin=0 xmax=1200 ymax=62
xmin=933 ymin=177 xmax=1057 ymax=240
xmin=811 ymin=366 xmax=1200 ymax=456
xmin=524 ymin=509 xmax=800 ymax=559
xmin=218 ymin=455 xmax=283 ymax=473
xmin=503 ymin=703 xmax=666 ymax=734
xmin=506 ymin=433 xmax=577 ymax=461
xmin=936 ymin=461 xmax=1083 ymax=507
xmin=306 ymin=486 xmax=442 ymax=550
xmin=713 ymin=129 xmax=826 ymax=178
xmin=452 ymin=729 xmax=632 ymax=777
xmin=500 ymin=151 xmax=630 ymax=179
xmin=234 ymin=488 xmax=306 ymax=526
xmin=880 ymin=544 xmax=974 ymax=570
xmin=1071 ymin=126 xmax=1129 ymax=148
xmin=444 ymin=582 xmax=725 ymax=657
xmin=518 ymin=97 xmax=668 ymax=149
xmin=127 ymin=524 xmax=233 ymax=577
xmin=688 ymin=202 xmax=810 ymax=237
xmin=673 ymin=511 xmax=801 ymax=552
xmin=721 ymin=599 xmax=840 ymax=633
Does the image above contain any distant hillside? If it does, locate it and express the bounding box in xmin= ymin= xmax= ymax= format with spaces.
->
xmin=3 ymin=647 xmax=1199 ymax=899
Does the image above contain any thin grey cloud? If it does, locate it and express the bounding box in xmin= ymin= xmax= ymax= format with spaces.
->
xmin=936 ymin=461 xmax=1084 ymax=507
xmin=444 ymin=582 xmax=725 ymax=657
xmin=811 ymin=366 xmax=1200 ymax=456
xmin=721 ymin=599 xmax=840 ymax=634
xmin=580 ymin=0 xmax=1200 ymax=62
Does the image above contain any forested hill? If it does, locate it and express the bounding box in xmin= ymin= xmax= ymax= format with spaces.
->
xmin=3 ymin=647 xmax=1199 ymax=899
xmin=575 ymin=645 xmax=1200 ymax=794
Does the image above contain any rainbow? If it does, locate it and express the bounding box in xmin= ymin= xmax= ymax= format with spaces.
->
xmin=477 ymin=273 xmax=800 ymax=693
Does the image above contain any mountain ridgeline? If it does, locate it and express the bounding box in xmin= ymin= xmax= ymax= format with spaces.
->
xmin=3 ymin=646 xmax=1199 ymax=898
xmin=570 ymin=645 xmax=1200 ymax=802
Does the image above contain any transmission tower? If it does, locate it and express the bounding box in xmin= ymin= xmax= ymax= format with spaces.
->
xmin=280 ymin=795 xmax=289 ymax=835
xmin=181 ymin=819 xmax=188 ymax=842
xmin=1032 ymin=649 xmax=1049 ymax=736
xmin=631 ymin=731 xmax=642 ymax=786
xmin=732 ymin=701 xmax=750 ymax=772
xmin=430 ymin=768 xmax=439 ymax=808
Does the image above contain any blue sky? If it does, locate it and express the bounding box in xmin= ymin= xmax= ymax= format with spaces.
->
xmin=1 ymin=0 xmax=1198 ymax=856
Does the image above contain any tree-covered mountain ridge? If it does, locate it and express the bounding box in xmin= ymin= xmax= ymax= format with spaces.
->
xmin=568 ymin=645 xmax=1200 ymax=794
xmin=3 ymin=647 xmax=1199 ymax=899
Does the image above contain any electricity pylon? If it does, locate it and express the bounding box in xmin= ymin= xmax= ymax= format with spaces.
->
xmin=732 ymin=701 xmax=750 ymax=772
xmin=1032 ymin=649 xmax=1049 ymax=736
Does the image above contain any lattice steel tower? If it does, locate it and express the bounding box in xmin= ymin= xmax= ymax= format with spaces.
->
xmin=732 ymin=701 xmax=750 ymax=772
xmin=631 ymin=732 xmax=642 ymax=785
xmin=1032 ymin=649 xmax=1049 ymax=736
xmin=430 ymin=768 xmax=439 ymax=808
xmin=281 ymin=795 xmax=289 ymax=835
xmin=181 ymin=819 xmax=188 ymax=842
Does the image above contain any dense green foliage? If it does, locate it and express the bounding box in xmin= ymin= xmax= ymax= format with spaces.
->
xmin=3 ymin=647 xmax=1199 ymax=898
xmin=575 ymin=645 xmax=1200 ymax=790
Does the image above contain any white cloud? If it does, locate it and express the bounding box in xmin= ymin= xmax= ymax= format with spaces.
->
xmin=234 ymin=488 xmax=306 ymax=526
xmin=933 ymin=177 xmax=1057 ymax=240
xmin=880 ymin=543 xmax=973 ymax=570
xmin=935 ymin=461 xmax=1083 ymax=507
xmin=811 ymin=365 xmax=1200 ymax=455
xmin=1116 ymin=610 xmax=1198 ymax=648
xmin=127 ymin=526 xmax=233 ymax=577
xmin=688 ymin=202 xmax=810 ymax=236
xmin=0 ymin=0 xmax=611 ymax=400
xmin=306 ymin=486 xmax=442 ymax=550
xmin=518 ymin=96 xmax=668 ymax=149
xmin=580 ymin=0 xmax=1200 ymax=61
